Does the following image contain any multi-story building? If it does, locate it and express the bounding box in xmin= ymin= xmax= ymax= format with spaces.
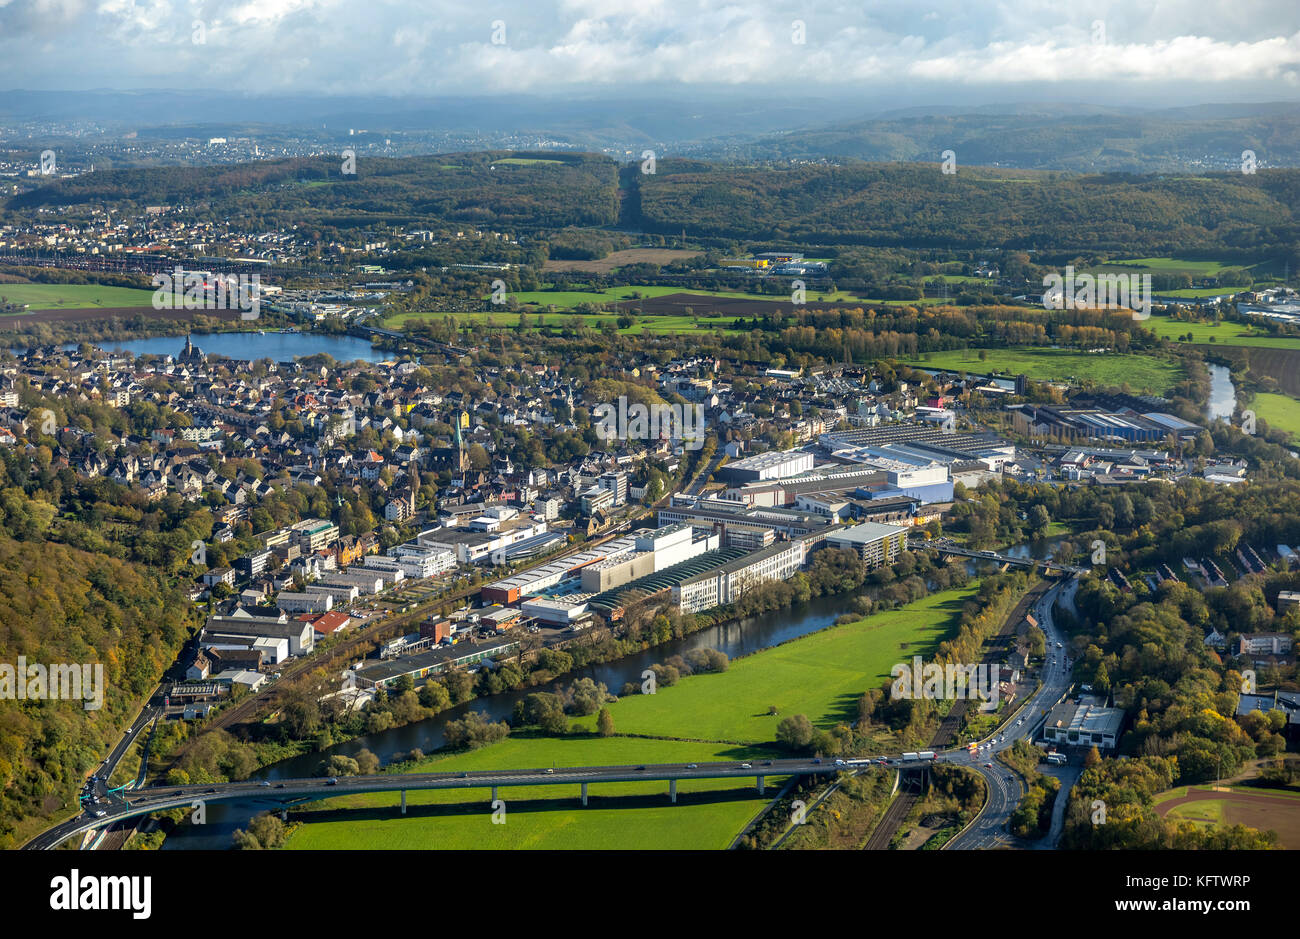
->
xmin=823 ymin=521 xmax=909 ymax=568
xmin=672 ymin=540 xmax=809 ymax=614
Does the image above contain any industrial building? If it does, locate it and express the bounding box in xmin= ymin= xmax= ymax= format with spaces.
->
xmin=823 ymin=521 xmax=910 ymax=567
xmin=275 ymin=590 xmax=334 ymax=614
xmin=416 ymin=516 xmax=549 ymax=564
xmin=672 ymin=539 xmax=811 ymax=614
xmin=1041 ymin=700 xmax=1125 ymax=750
xmin=1008 ymin=403 xmax=1201 ymax=443
xmin=719 ymin=448 xmax=816 ymax=483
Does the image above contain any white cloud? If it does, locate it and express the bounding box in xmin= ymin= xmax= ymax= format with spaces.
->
xmin=1 ymin=0 xmax=1297 ymax=95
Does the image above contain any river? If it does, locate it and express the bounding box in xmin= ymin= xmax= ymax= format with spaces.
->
xmin=161 ymin=590 xmax=857 ymax=848
xmin=161 ymin=535 xmax=1068 ymax=848
xmin=1206 ymin=363 xmax=1237 ymax=422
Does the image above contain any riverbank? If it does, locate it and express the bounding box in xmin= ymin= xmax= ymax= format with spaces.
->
xmin=275 ymin=581 xmax=980 ymax=850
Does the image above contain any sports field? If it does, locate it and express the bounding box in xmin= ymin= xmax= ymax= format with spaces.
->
xmin=0 ymin=283 xmax=157 ymax=310
xmin=904 ymin=347 xmax=1182 ymax=395
xmin=1154 ymin=785 xmax=1300 ymax=847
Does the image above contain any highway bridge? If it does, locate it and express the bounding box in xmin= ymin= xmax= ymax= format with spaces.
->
xmin=27 ymin=756 xmax=915 ymax=850
xmin=914 ymin=538 xmax=1087 ymax=575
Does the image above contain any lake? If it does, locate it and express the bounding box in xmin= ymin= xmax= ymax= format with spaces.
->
xmin=91 ymin=331 xmax=390 ymax=363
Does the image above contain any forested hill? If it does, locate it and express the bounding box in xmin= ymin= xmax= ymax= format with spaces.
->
xmin=4 ymin=151 xmax=620 ymax=232
xmin=634 ymin=161 xmax=1300 ymax=256
xmin=9 ymin=150 xmax=1300 ymax=259
xmin=726 ymin=106 xmax=1300 ymax=173
xmin=0 ymin=450 xmax=199 ymax=848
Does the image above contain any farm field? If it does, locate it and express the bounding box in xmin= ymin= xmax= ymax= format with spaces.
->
xmin=903 ymin=347 xmax=1183 ymax=395
xmin=1145 ymin=315 xmax=1300 ymax=350
xmin=285 ymin=735 xmax=777 ymax=850
xmin=1250 ymin=393 xmax=1300 ymax=440
xmin=1153 ymin=785 xmax=1300 ymax=847
xmin=0 ymin=282 xmax=157 ymax=310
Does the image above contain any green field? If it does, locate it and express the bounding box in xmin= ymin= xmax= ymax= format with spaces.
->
xmin=286 ymin=736 xmax=777 ymax=850
xmin=1094 ymin=257 xmax=1248 ymax=278
xmin=604 ymin=584 xmax=978 ymax=743
xmin=1145 ymin=315 xmax=1300 ymax=350
xmin=506 ymin=284 xmax=870 ymax=307
xmin=283 ymin=582 xmax=979 ymax=849
xmin=1250 ymin=393 xmax=1300 ymax=440
xmin=383 ymin=309 xmax=747 ymax=334
xmin=904 ymin=347 xmax=1182 ymax=394
xmin=493 ymin=158 xmax=566 ymax=166
xmin=0 ymin=282 xmax=157 ymax=310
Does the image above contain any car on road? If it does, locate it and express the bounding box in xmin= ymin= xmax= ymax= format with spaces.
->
xmin=635 ymin=766 xmax=646 ymax=771
xmin=740 ymin=762 xmax=752 ymax=769
xmin=811 ymin=758 xmax=822 ymax=764
xmin=984 ymin=762 xmax=993 ymax=768
xmin=545 ymin=768 xmax=554 ymax=774
xmin=259 ymin=780 xmax=271 ymax=787
xmin=686 ymin=763 xmax=698 ymax=769
xmin=325 ymin=777 xmax=338 ymax=786
xmin=94 ymin=810 xmax=107 ymax=818
xmin=834 ymin=759 xmax=845 ymax=766
xmin=275 ymin=783 xmax=285 ymax=788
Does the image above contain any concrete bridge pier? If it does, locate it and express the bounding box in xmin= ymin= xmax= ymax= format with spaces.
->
xmin=756 ymin=775 xmax=765 ymax=795
xmin=581 ymin=782 xmax=588 ymax=806
xmin=669 ymin=779 xmax=677 ymax=803
xmin=400 ymin=790 xmax=406 ymax=815
xmin=280 ymin=809 xmax=288 ymax=822
xmin=491 ymin=786 xmax=499 ymax=803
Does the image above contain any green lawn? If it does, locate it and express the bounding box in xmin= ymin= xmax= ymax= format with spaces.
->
xmin=0 ymin=282 xmax=157 ymax=310
xmin=1250 ymin=393 xmax=1300 ymax=440
xmin=605 ymin=584 xmax=979 ymax=743
xmin=286 ymin=735 xmax=777 ymax=850
xmin=283 ymin=582 xmax=980 ymax=849
xmin=904 ymin=347 xmax=1182 ymax=395
xmin=1144 ymin=315 xmax=1300 ymax=350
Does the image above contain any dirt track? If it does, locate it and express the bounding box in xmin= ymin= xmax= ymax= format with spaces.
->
xmin=1156 ymin=786 xmax=1300 ymax=846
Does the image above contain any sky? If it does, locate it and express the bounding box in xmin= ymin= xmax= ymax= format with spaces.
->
xmin=1 ymin=0 xmax=1298 ymax=103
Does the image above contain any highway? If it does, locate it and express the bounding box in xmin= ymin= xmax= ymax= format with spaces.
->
xmin=945 ymin=576 xmax=1077 ymax=849
xmin=27 ymin=755 xmax=884 ymax=850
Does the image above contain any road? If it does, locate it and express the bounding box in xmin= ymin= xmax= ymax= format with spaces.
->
xmin=75 ymin=696 xmax=163 ymax=834
xmin=945 ymin=576 xmax=1076 ymax=849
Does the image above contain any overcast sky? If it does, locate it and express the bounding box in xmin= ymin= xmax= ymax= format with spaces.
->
xmin=2 ymin=0 xmax=1298 ymax=102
